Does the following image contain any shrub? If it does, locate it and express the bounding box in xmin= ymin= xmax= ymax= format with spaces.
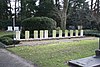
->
xmin=84 ymin=30 xmax=100 ymax=37
xmin=2 ymin=34 xmax=13 ymax=38
xmin=0 ymin=37 xmax=13 ymax=45
xmin=21 ymin=17 xmax=56 ymax=31
xmin=0 ymin=36 xmax=20 ymax=45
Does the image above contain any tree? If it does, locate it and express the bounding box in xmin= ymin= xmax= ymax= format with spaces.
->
xmin=67 ymin=0 xmax=92 ymax=29
xmin=35 ymin=0 xmax=55 ymax=18
xmin=91 ymin=0 xmax=100 ymax=30
xmin=20 ymin=0 xmax=37 ymax=20
xmin=7 ymin=0 xmax=12 ymax=19
xmin=53 ymin=0 xmax=69 ymax=30
xmin=0 ymin=0 xmax=11 ymax=20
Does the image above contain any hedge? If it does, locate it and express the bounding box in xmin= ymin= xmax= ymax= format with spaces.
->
xmin=0 ymin=35 xmax=20 ymax=45
xmin=21 ymin=17 xmax=56 ymax=31
xmin=84 ymin=30 xmax=100 ymax=37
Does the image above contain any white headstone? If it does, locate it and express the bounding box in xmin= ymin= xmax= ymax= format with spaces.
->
xmin=40 ymin=30 xmax=43 ymax=39
xmin=70 ymin=30 xmax=73 ymax=37
xmin=25 ymin=31 xmax=29 ymax=39
xmin=80 ymin=30 xmax=83 ymax=36
xmin=7 ymin=26 xmax=13 ymax=31
xmin=78 ymin=26 xmax=83 ymax=30
xmin=44 ymin=30 xmax=48 ymax=38
xmin=53 ymin=30 xmax=56 ymax=38
xmin=65 ymin=30 xmax=68 ymax=37
xmin=59 ymin=30 xmax=62 ymax=37
xmin=75 ymin=30 xmax=78 ymax=36
xmin=34 ymin=30 xmax=38 ymax=39
xmin=16 ymin=31 xmax=20 ymax=40
xmin=14 ymin=26 xmax=19 ymax=31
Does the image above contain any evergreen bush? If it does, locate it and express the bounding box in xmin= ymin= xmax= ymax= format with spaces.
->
xmin=21 ymin=17 xmax=56 ymax=31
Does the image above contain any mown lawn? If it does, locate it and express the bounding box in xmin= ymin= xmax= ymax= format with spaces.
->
xmin=0 ymin=31 xmax=13 ymax=37
xmin=8 ymin=39 xmax=98 ymax=67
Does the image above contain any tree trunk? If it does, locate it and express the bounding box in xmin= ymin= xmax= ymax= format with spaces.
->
xmin=60 ymin=12 xmax=67 ymax=30
xmin=60 ymin=0 xmax=69 ymax=30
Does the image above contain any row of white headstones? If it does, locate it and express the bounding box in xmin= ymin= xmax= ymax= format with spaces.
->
xmin=7 ymin=26 xmax=19 ymax=31
xmin=15 ymin=30 xmax=84 ymax=40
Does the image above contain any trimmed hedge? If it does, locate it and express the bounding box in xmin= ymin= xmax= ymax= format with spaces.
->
xmin=84 ymin=30 xmax=100 ymax=37
xmin=0 ymin=37 xmax=13 ymax=45
xmin=0 ymin=35 xmax=20 ymax=45
xmin=21 ymin=17 xmax=56 ymax=31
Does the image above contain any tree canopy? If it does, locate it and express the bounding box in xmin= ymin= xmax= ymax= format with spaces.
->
xmin=0 ymin=0 xmax=100 ymax=30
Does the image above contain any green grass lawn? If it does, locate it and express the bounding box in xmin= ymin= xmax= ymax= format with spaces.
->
xmin=8 ymin=39 xmax=98 ymax=67
xmin=0 ymin=31 xmax=13 ymax=37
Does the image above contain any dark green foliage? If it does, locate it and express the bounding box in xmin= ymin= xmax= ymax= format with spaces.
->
xmin=0 ymin=0 xmax=11 ymax=20
xmin=21 ymin=17 xmax=56 ymax=31
xmin=0 ymin=19 xmax=21 ymax=30
xmin=21 ymin=0 xmax=37 ymax=19
xmin=0 ymin=37 xmax=13 ymax=45
xmin=2 ymin=34 xmax=13 ymax=38
xmin=67 ymin=0 xmax=92 ymax=28
xmin=0 ymin=21 xmax=3 ymax=30
xmin=0 ymin=36 xmax=20 ymax=45
xmin=84 ymin=30 xmax=100 ymax=37
xmin=35 ymin=0 xmax=54 ymax=17
xmin=0 ymin=20 xmax=12 ymax=30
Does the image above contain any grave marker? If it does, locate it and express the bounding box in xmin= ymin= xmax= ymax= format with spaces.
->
xmin=44 ymin=30 xmax=48 ymax=38
xmin=14 ymin=26 xmax=19 ymax=31
xmin=25 ymin=31 xmax=29 ymax=39
xmin=80 ymin=30 xmax=83 ymax=36
xmin=40 ymin=30 xmax=43 ymax=39
xmin=65 ymin=30 xmax=68 ymax=37
xmin=16 ymin=31 xmax=20 ymax=40
xmin=7 ymin=26 xmax=13 ymax=31
xmin=70 ymin=30 xmax=73 ymax=37
xmin=59 ymin=30 xmax=62 ymax=37
xmin=53 ymin=30 xmax=56 ymax=38
xmin=75 ymin=30 xmax=78 ymax=36
xmin=34 ymin=30 xmax=38 ymax=39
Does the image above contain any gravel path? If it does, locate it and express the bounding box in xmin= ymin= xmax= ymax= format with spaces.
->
xmin=18 ymin=37 xmax=97 ymax=46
